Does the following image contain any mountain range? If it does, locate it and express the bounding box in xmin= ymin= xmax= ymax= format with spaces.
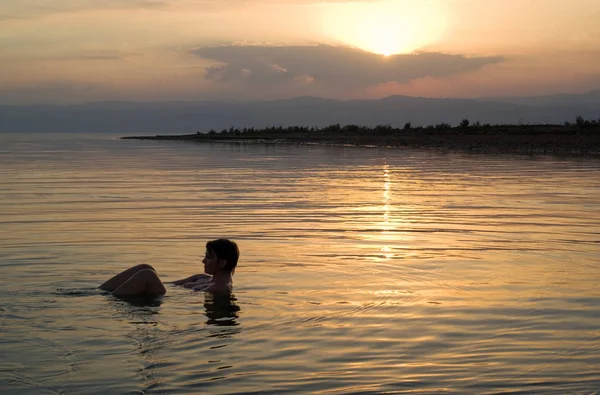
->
xmin=1 ymin=90 xmax=599 ymax=134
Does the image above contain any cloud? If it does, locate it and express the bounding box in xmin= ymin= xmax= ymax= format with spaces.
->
xmin=46 ymin=50 xmax=141 ymax=61
xmin=0 ymin=0 xmax=169 ymax=20
xmin=0 ymin=0 xmax=411 ymax=22
xmin=194 ymin=45 xmax=505 ymax=88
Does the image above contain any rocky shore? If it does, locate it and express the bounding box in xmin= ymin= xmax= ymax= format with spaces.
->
xmin=122 ymin=123 xmax=600 ymax=156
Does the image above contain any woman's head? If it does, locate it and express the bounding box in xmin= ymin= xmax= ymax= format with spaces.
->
xmin=203 ymin=239 xmax=239 ymax=274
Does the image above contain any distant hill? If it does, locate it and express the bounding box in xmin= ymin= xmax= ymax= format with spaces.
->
xmin=484 ymin=90 xmax=600 ymax=107
xmin=1 ymin=91 xmax=599 ymax=134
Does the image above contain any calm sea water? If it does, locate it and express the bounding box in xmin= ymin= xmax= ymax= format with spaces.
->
xmin=1 ymin=132 xmax=600 ymax=394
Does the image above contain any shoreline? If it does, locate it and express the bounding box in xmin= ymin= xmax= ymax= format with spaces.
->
xmin=122 ymin=123 xmax=600 ymax=157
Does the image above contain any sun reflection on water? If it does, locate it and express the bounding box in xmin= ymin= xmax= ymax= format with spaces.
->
xmin=380 ymin=163 xmax=394 ymax=259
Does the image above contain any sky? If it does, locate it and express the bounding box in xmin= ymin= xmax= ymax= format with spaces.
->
xmin=1 ymin=0 xmax=599 ymax=104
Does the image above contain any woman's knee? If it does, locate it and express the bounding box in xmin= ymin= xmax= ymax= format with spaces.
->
xmin=134 ymin=269 xmax=166 ymax=294
xmin=134 ymin=268 xmax=160 ymax=280
xmin=132 ymin=263 xmax=156 ymax=272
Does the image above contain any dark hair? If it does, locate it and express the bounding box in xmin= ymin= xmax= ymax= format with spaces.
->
xmin=206 ymin=239 xmax=239 ymax=273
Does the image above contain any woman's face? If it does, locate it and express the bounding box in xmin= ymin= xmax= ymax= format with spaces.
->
xmin=203 ymin=249 xmax=222 ymax=275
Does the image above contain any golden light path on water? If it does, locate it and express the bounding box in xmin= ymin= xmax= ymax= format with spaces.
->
xmin=381 ymin=163 xmax=395 ymax=259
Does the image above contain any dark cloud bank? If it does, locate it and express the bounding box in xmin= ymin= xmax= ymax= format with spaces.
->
xmin=194 ymin=45 xmax=505 ymax=86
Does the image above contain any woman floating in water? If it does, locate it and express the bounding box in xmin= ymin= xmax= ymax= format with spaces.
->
xmin=99 ymin=239 xmax=239 ymax=296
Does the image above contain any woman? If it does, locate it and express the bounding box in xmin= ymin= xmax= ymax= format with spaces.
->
xmin=99 ymin=239 xmax=239 ymax=296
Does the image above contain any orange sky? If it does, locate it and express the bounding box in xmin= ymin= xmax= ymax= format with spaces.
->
xmin=1 ymin=0 xmax=599 ymax=103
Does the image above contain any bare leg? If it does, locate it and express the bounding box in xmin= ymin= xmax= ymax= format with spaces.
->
xmin=111 ymin=269 xmax=166 ymax=297
xmin=99 ymin=264 xmax=157 ymax=292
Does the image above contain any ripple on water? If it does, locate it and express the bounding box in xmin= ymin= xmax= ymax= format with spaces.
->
xmin=1 ymin=134 xmax=600 ymax=393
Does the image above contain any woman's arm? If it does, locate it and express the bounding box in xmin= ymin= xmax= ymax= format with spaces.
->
xmin=170 ymin=274 xmax=211 ymax=286
xmin=183 ymin=277 xmax=212 ymax=288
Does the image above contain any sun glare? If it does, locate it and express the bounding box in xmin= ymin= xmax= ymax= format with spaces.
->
xmin=321 ymin=0 xmax=449 ymax=56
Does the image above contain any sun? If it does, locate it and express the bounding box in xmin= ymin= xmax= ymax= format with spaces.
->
xmin=358 ymin=16 xmax=416 ymax=56
xmin=321 ymin=0 xmax=449 ymax=56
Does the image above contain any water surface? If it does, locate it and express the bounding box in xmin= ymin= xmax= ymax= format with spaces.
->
xmin=1 ymin=132 xmax=600 ymax=394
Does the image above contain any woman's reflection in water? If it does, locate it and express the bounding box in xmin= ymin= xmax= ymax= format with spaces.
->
xmin=204 ymin=293 xmax=240 ymax=326
xmin=108 ymin=292 xmax=241 ymax=327
xmin=110 ymin=294 xmax=164 ymax=324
